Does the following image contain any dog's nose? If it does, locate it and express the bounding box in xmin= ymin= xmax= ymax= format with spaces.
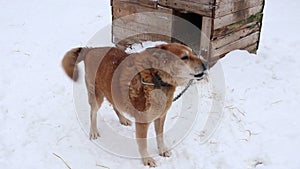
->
xmin=201 ymin=60 xmax=208 ymax=71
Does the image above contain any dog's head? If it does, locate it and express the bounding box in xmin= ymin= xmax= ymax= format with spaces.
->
xmin=135 ymin=43 xmax=208 ymax=86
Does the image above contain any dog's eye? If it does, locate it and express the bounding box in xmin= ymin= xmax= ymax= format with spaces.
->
xmin=181 ymin=56 xmax=189 ymax=60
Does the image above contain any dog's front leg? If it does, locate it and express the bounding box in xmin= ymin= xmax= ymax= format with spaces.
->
xmin=154 ymin=114 xmax=171 ymax=157
xmin=135 ymin=122 xmax=156 ymax=167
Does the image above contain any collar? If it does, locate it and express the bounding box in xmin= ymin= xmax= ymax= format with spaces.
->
xmin=141 ymin=73 xmax=170 ymax=89
xmin=141 ymin=76 xmax=194 ymax=102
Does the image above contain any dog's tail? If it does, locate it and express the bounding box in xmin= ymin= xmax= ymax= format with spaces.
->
xmin=61 ymin=47 xmax=85 ymax=81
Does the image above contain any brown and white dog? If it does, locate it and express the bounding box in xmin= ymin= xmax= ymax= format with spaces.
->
xmin=62 ymin=43 xmax=208 ymax=167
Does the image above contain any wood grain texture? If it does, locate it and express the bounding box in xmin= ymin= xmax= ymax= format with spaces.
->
xmin=113 ymin=31 xmax=172 ymax=48
xmin=112 ymin=0 xmax=158 ymax=9
xmin=212 ymin=23 xmax=260 ymax=49
xmin=213 ymin=12 xmax=262 ymax=38
xmin=113 ymin=17 xmax=172 ymax=37
xmin=112 ymin=1 xmax=172 ymax=19
xmin=158 ymin=0 xmax=214 ymax=17
xmin=112 ymin=1 xmax=172 ymax=47
xmin=159 ymin=0 xmax=214 ymax=6
xmin=212 ymin=31 xmax=260 ymax=58
xmin=110 ymin=0 xmax=265 ymax=57
xmin=215 ymin=0 xmax=264 ymax=17
xmin=200 ymin=17 xmax=213 ymax=59
xmin=216 ymin=0 xmax=247 ymax=5
xmin=243 ymin=43 xmax=259 ymax=54
xmin=214 ymin=5 xmax=263 ymax=29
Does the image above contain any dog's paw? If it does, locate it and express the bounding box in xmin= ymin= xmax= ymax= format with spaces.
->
xmin=119 ymin=117 xmax=132 ymax=126
xmin=159 ymin=150 xmax=172 ymax=157
xmin=142 ymin=157 xmax=157 ymax=167
xmin=89 ymin=128 xmax=100 ymax=140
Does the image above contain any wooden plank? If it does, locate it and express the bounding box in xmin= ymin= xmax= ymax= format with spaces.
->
xmin=256 ymin=12 xmax=264 ymax=54
xmin=112 ymin=3 xmax=173 ymax=46
xmin=113 ymin=25 xmax=172 ymax=47
xmin=113 ymin=25 xmax=160 ymax=41
xmin=213 ymin=12 xmax=263 ymax=38
xmin=214 ymin=5 xmax=263 ymax=29
xmin=212 ymin=23 xmax=260 ymax=49
xmin=112 ymin=0 xmax=158 ymax=9
xmin=160 ymin=0 xmax=214 ymax=6
xmin=112 ymin=3 xmax=172 ymax=33
xmin=133 ymin=0 xmax=158 ymax=8
xmin=158 ymin=0 xmax=213 ymax=17
xmin=113 ymin=18 xmax=172 ymax=36
xmin=215 ymin=0 xmax=264 ymax=17
xmin=212 ymin=31 xmax=260 ymax=58
xmin=216 ymin=0 xmax=248 ymax=5
xmin=112 ymin=22 xmax=172 ymax=45
xmin=112 ymin=1 xmax=172 ymax=19
xmin=114 ymin=13 xmax=173 ymax=30
xmin=184 ymin=0 xmax=214 ymax=4
xmin=210 ymin=42 xmax=259 ymax=58
xmin=114 ymin=34 xmax=172 ymax=47
xmin=200 ymin=17 xmax=213 ymax=60
xmin=213 ymin=21 xmax=258 ymax=39
xmin=243 ymin=43 xmax=258 ymax=54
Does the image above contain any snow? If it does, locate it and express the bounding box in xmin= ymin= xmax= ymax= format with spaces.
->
xmin=1 ymin=0 xmax=300 ymax=169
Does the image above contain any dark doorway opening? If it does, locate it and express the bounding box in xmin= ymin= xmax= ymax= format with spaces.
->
xmin=172 ymin=10 xmax=202 ymax=54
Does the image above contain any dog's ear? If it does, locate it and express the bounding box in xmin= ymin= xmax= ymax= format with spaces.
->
xmin=134 ymin=46 xmax=173 ymax=73
xmin=132 ymin=52 xmax=157 ymax=84
xmin=134 ymin=52 xmax=157 ymax=73
xmin=154 ymin=44 xmax=168 ymax=50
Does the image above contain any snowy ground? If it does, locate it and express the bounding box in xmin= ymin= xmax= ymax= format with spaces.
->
xmin=1 ymin=0 xmax=300 ymax=169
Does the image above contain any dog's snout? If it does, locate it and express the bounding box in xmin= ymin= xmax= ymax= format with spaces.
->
xmin=202 ymin=60 xmax=208 ymax=71
xmin=194 ymin=72 xmax=204 ymax=78
xmin=194 ymin=60 xmax=208 ymax=73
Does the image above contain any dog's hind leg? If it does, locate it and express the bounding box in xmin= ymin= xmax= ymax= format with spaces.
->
xmin=113 ymin=107 xmax=132 ymax=126
xmin=89 ymin=95 xmax=102 ymax=140
xmin=86 ymin=80 xmax=103 ymax=140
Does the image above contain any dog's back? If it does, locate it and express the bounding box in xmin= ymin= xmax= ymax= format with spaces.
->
xmin=62 ymin=46 xmax=129 ymax=103
xmin=84 ymin=47 xmax=128 ymax=104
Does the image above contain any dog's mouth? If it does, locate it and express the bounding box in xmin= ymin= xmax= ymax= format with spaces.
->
xmin=190 ymin=72 xmax=206 ymax=81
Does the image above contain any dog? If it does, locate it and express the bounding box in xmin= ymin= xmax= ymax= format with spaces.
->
xmin=62 ymin=43 xmax=208 ymax=167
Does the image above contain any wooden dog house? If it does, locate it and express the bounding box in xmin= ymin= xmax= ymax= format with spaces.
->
xmin=111 ymin=0 xmax=265 ymax=60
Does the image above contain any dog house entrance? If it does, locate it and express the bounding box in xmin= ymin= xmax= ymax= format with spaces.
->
xmin=172 ymin=10 xmax=202 ymax=54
